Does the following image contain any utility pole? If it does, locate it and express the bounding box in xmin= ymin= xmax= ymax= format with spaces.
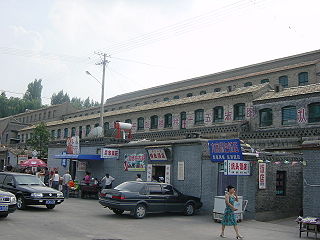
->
xmin=95 ymin=52 xmax=110 ymax=136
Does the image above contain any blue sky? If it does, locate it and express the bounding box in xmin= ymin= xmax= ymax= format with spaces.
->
xmin=0 ymin=0 xmax=319 ymax=105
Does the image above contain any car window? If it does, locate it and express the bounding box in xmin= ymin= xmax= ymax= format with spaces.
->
xmin=3 ymin=176 xmax=14 ymax=186
xmin=0 ymin=174 xmax=6 ymax=184
xmin=15 ymin=175 xmax=44 ymax=186
xmin=148 ymin=184 xmax=162 ymax=195
xmin=163 ymin=185 xmax=174 ymax=195
xmin=115 ymin=182 xmax=144 ymax=192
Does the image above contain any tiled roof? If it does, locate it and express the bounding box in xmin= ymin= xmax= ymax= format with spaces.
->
xmin=254 ymin=83 xmax=320 ymax=102
xmin=20 ymin=84 xmax=269 ymax=131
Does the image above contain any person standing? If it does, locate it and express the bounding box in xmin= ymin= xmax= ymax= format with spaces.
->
xmin=220 ymin=185 xmax=243 ymax=239
xmin=44 ymin=167 xmax=50 ymax=186
xmin=101 ymin=173 xmax=115 ymax=189
xmin=136 ymin=174 xmax=143 ymax=182
xmin=51 ymin=170 xmax=60 ymax=190
xmin=62 ymin=171 xmax=72 ymax=199
xmin=83 ymin=171 xmax=91 ymax=185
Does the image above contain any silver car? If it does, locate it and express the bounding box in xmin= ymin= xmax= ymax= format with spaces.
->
xmin=0 ymin=189 xmax=17 ymax=218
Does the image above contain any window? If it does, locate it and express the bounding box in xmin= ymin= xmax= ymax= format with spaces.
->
xmin=279 ymin=75 xmax=288 ymax=88
xmin=200 ymin=90 xmax=206 ymax=95
xmin=173 ymin=95 xmax=180 ymax=100
xmin=186 ymin=93 xmax=193 ymax=97
xmin=125 ymin=119 xmax=132 ymax=124
xmin=53 ymin=110 xmax=56 ymax=118
xmin=43 ymin=112 xmax=46 ymax=119
xmin=164 ymin=113 xmax=172 ymax=128
xmin=57 ymin=129 xmax=61 ymax=138
xmin=244 ymin=82 xmax=252 ymax=87
xmin=48 ymin=111 xmax=51 ymax=118
xmin=3 ymin=176 xmax=14 ymax=186
xmin=308 ymin=102 xmax=320 ymax=123
xmin=85 ymin=125 xmax=91 ymax=136
xmin=234 ymin=103 xmax=245 ymax=120
xmin=111 ymin=108 xmax=115 ymax=111
xmin=163 ymin=185 xmax=174 ymax=195
xmin=150 ymin=115 xmax=158 ymax=129
xmin=194 ymin=109 xmax=204 ymax=125
xmin=163 ymin=97 xmax=169 ymax=101
xmin=23 ymin=117 xmax=25 ymax=123
xmin=30 ymin=115 xmax=33 ymax=122
xmin=180 ymin=112 xmax=186 ymax=129
xmin=214 ymin=88 xmax=221 ymax=92
xmin=148 ymin=184 xmax=162 ymax=195
xmin=104 ymin=109 xmax=108 ymax=112
xmin=71 ymin=127 xmax=76 ymax=136
xmin=227 ymin=86 xmax=232 ymax=92
xmin=261 ymin=79 xmax=269 ymax=84
xmin=137 ymin=117 xmax=144 ymax=130
xmin=63 ymin=128 xmax=69 ymax=138
xmin=259 ymin=108 xmax=273 ymax=127
xmin=282 ymin=106 xmax=296 ymax=125
xmin=26 ymin=116 xmax=29 ymax=123
xmin=298 ymin=72 xmax=308 ymax=86
xmin=213 ymin=106 xmax=224 ymax=123
xmin=276 ymin=171 xmax=286 ymax=196
xmin=21 ymin=134 xmax=24 ymax=143
xmin=38 ymin=113 xmax=41 ymax=120
xmin=51 ymin=130 xmax=55 ymax=139
xmin=79 ymin=126 xmax=83 ymax=139
xmin=94 ymin=123 xmax=99 ymax=127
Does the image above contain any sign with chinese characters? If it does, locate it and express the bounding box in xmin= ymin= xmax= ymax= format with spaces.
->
xmin=17 ymin=155 xmax=28 ymax=165
xmin=147 ymin=149 xmax=167 ymax=161
xmin=208 ymin=139 xmax=244 ymax=162
xmin=297 ymin=107 xmax=307 ymax=123
xmin=224 ymin=111 xmax=232 ymax=121
xmin=66 ymin=136 xmax=80 ymax=154
xmin=246 ymin=107 xmax=256 ymax=119
xmin=258 ymin=163 xmax=266 ymax=189
xmin=177 ymin=161 xmax=185 ymax=181
xmin=224 ymin=160 xmax=250 ymax=176
xmin=165 ymin=165 xmax=171 ymax=184
xmin=101 ymin=148 xmax=120 ymax=159
xmin=123 ymin=154 xmax=146 ymax=171
xmin=146 ymin=164 xmax=152 ymax=181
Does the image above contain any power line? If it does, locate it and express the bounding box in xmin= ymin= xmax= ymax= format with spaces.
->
xmin=0 ymin=89 xmax=51 ymax=100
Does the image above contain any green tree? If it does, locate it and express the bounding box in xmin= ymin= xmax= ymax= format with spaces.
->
xmin=71 ymin=97 xmax=84 ymax=109
xmin=51 ymin=90 xmax=70 ymax=105
xmin=26 ymin=122 xmax=50 ymax=159
xmin=24 ymin=79 xmax=43 ymax=102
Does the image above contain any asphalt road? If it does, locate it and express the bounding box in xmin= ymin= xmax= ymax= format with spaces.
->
xmin=0 ymin=198 xmax=305 ymax=240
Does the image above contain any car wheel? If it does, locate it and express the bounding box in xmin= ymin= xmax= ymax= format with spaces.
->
xmin=0 ymin=213 xmax=8 ymax=218
xmin=184 ymin=203 xmax=195 ymax=216
xmin=17 ymin=196 xmax=26 ymax=210
xmin=134 ymin=204 xmax=147 ymax=219
xmin=46 ymin=204 xmax=56 ymax=209
xmin=112 ymin=209 xmax=124 ymax=215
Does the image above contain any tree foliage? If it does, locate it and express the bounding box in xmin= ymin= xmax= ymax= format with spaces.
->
xmin=51 ymin=90 xmax=70 ymax=105
xmin=26 ymin=122 xmax=51 ymax=159
xmin=51 ymin=90 xmax=99 ymax=109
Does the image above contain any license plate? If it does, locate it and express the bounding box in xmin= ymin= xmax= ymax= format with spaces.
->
xmin=106 ymin=194 xmax=112 ymax=198
xmin=0 ymin=205 xmax=8 ymax=211
xmin=46 ymin=200 xmax=55 ymax=205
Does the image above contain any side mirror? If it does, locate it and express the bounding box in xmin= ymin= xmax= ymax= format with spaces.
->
xmin=7 ymin=182 xmax=15 ymax=187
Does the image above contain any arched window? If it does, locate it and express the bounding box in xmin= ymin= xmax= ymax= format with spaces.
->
xmin=163 ymin=97 xmax=170 ymax=101
xmin=259 ymin=108 xmax=273 ymax=127
xmin=137 ymin=117 xmax=144 ymax=130
xmin=279 ymin=75 xmax=288 ymax=88
xmin=79 ymin=126 xmax=83 ymax=139
xmin=150 ymin=115 xmax=158 ymax=129
xmin=194 ymin=109 xmax=204 ymax=125
xmin=51 ymin=130 xmax=55 ymax=139
xmin=214 ymin=88 xmax=221 ymax=92
xmin=164 ymin=113 xmax=172 ymax=128
xmin=308 ymin=102 xmax=320 ymax=123
xmin=63 ymin=128 xmax=69 ymax=138
xmin=200 ymin=90 xmax=207 ymax=95
xmin=71 ymin=127 xmax=76 ymax=136
xmin=57 ymin=129 xmax=61 ymax=139
xmin=261 ymin=79 xmax=269 ymax=84
xmin=213 ymin=106 xmax=224 ymax=123
xmin=282 ymin=106 xmax=296 ymax=125
xmin=244 ymin=82 xmax=253 ymax=87
xmin=234 ymin=103 xmax=245 ymax=120
xmin=85 ymin=125 xmax=91 ymax=136
xmin=298 ymin=72 xmax=308 ymax=86
xmin=48 ymin=111 xmax=51 ymax=118
xmin=173 ymin=95 xmax=180 ymax=100
xmin=180 ymin=112 xmax=186 ymax=129
xmin=186 ymin=93 xmax=193 ymax=97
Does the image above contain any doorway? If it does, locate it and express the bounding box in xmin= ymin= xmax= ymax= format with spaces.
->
xmin=69 ymin=160 xmax=77 ymax=180
xmin=152 ymin=165 xmax=166 ymax=182
xmin=217 ymin=163 xmax=237 ymax=196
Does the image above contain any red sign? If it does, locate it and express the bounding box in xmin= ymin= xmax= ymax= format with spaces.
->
xmin=101 ymin=148 xmax=119 ymax=159
xmin=259 ymin=163 xmax=266 ymax=189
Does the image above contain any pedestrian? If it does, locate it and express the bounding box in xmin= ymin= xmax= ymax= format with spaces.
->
xmin=39 ymin=168 xmax=45 ymax=183
xmin=101 ymin=173 xmax=115 ymax=189
xmin=83 ymin=171 xmax=91 ymax=185
xmin=44 ymin=167 xmax=50 ymax=186
xmin=62 ymin=171 xmax=72 ymax=199
xmin=136 ymin=174 xmax=143 ymax=182
xmin=51 ymin=170 xmax=60 ymax=190
xmin=220 ymin=185 xmax=243 ymax=239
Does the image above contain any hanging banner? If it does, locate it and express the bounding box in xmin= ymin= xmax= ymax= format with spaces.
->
xmin=66 ymin=136 xmax=80 ymax=154
xmin=259 ymin=163 xmax=266 ymax=189
xmin=124 ymin=154 xmax=146 ymax=171
xmin=147 ymin=164 xmax=152 ymax=181
xmin=208 ymin=139 xmax=243 ymax=162
xmin=224 ymin=160 xmax=250 ymax=176
xmin=147 ymin=149 xmax=167 ymax=161
xmin=165 ymin=165 xmax=171 ymax=184
xmin=101 ymin=148 xmax=119 ymax=159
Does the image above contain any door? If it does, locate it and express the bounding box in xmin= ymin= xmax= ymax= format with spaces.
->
xmin=163 ymin=185 xmax=184 ymax=212
xmin=146 ymin=184 xmax=166 ymax=212
xmin=152 ymin=165 xmax=165 ymax=182
xmin=217 ymin=163 xmax=237 ymax=196
xmin=69 ymin=160 xmax=77 ymax=180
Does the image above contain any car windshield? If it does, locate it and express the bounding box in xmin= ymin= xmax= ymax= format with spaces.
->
xmin=115 ymin=182 xmax=144 ymax=192
xmin=15 ymin=175 xmax=45 ymax=186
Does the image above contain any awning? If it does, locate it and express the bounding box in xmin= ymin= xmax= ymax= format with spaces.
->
xmin=54 ymin=154 xmax=104 ymax=160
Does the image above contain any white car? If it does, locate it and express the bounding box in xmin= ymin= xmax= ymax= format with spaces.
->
xmin=0 ymin=189 xmax=17 ymax=218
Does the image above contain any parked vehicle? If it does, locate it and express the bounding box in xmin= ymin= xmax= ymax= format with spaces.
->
xmin=99 ymin=181 xmax=202 ymax=219
xmin=0 ymin=172 xmax=64 ymax=210
xmin=0 ymin=189 xmax=16 ymax=218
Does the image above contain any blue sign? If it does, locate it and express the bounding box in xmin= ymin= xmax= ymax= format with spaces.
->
xmin=61 ymin=159 xmax=67 ymax=167
xmin=208 ymin=139 xmax=243 ymax=162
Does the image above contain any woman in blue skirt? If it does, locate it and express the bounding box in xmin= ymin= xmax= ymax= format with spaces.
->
xmin=220 ymin=185 xmax=243 ymax=239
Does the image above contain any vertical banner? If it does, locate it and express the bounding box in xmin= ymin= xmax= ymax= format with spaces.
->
xmin=177 ymin=161 xmax=185 ymax=181
xmin=165 ymin=165 xmax=171 ymax=184
xmin=147 ymin=164 xmax=152 ymax=182
xmin=66 ymin=136 xmax=80 ymax=154
xmin=259 ymin=163 xmax=266 ymax=189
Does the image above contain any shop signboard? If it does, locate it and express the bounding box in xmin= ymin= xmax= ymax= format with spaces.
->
xmin=258 ymin=163 xmax=266 ymax=189
xmin=101 ymin=148 xmax=119 ymax=159
xmin=17 ymin=155 xmax=28 ymax=165
xmin=147 ymin=149 xmax=167 ymax=161
xmin=146 ymin=164 xmax=152 ymax=181
xmin=66 ymin=136 xmax=80 ymax=154
xmin=224 ymin=160 xmax=250 ymax=176
xmin=124 ymin=154 xmax=146 ymax=171
xmin=208 ymin=139 xmax=243 ymax=162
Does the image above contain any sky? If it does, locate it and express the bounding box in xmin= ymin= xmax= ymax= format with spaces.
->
xmin=0 ymin=0 xmax=319 ymax=105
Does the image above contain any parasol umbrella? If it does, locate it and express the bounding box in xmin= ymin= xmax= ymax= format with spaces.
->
xmin=19 ymin=158 xmax=47 ymax=168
